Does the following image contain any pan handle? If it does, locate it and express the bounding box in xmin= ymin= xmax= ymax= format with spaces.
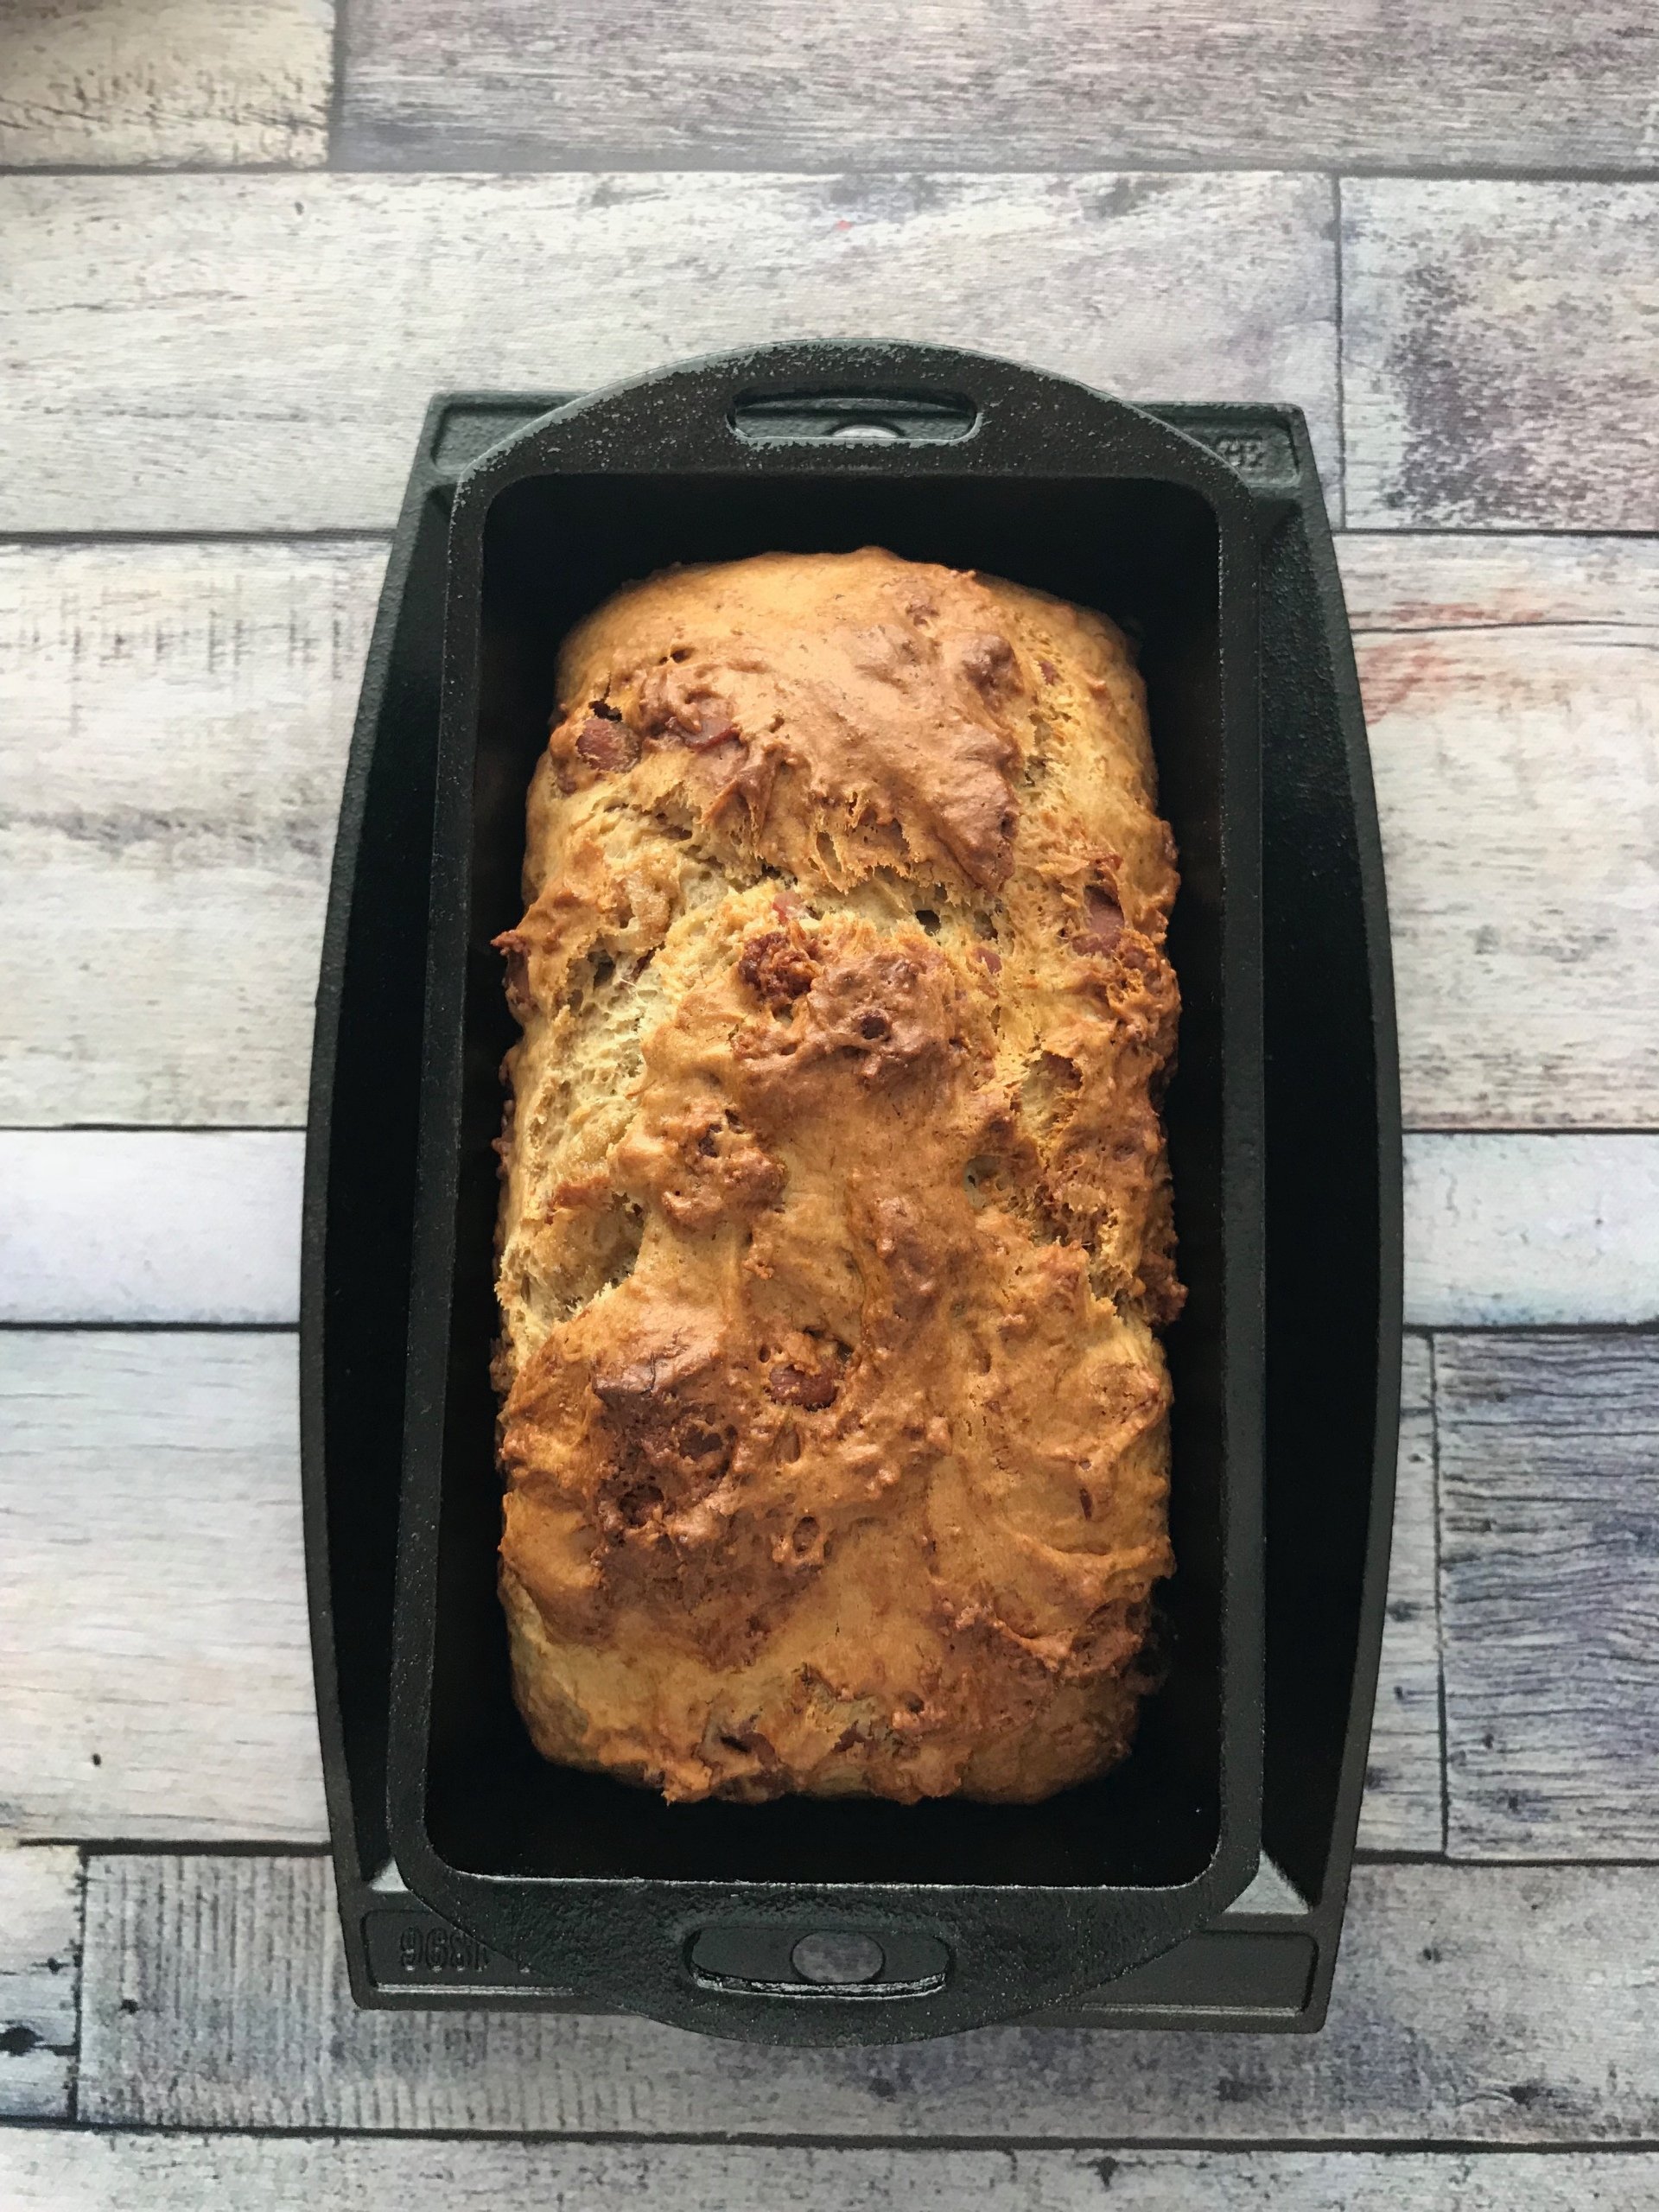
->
xmin=461 ymin=340 xmax=1257 ymax=503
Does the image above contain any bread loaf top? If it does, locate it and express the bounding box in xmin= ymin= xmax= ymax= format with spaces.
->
xmin=494 ymin=546 xmax=1180 ymax=1805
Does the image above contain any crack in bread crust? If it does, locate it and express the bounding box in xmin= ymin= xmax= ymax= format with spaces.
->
xmin=494 ymin=547 xmax=1181 ymax=1806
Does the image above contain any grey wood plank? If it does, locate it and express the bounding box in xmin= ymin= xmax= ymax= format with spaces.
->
xmin=337 ymin=0 xmax=1659 ymax=175
xmin=0 ymin=1332 xmax=327 ymax=1843
xmin=0 ymin=172 xmax=1338 ymax=532
xmin=1356 ymin=618 xmax=1659 ymax=1128
xmin=4 ymin=2135 xmax=1659 ymax=2212
xmin=1342 ymin=531 xmax=1659 ymax=1130
xmin=7 ymin=534 xmax=1659 ymax=1133
xmin=0 ymin=0 xmax=333 ymax=167
xmin=0 ymin=541 xmax=379 ymax=1127
xmin=78 ymin=1853 xmax=1659 ymax=2139
xmin=0 ymin=1846 xmax=79 ymax=2121
xmin=1344 ymin=182 xmax=1659 ymax=531
xmin=1439 ymin=1333 xmax=1659 ymax=1859
xmin=0 ymin=1325 xmax=1433 ymax=1850
xmin=19 ymin=1130 xmax=1658 ymax=1330
xmin=1357 ymin=1334 xmax=1442 ymax=1853
xmin=1337 ymin=531 xmax=1659 ymax=632
xmin=0 ymin=1131 xmax=300 ymax=1324
xmin=1404 ymin=1138 xmax=1659 ymax=1326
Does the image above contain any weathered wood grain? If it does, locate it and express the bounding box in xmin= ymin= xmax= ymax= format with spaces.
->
xmin=1344 ymin=182 xmax=1659 ymax=531
xmin=78 ymin=1853 xmax=1659 ymax=2139
xmin=0 ymin=0 xmax=333 ymax=167
xmin=0 ymin=541 xmax=379 ymax=1127
xmin=0 ymin=1846 xmax=79 ymax=2122
xmin=0 ymin=1332 xmax=326 ymax=1843
xmin=1357 ymin=620 xmax=1659 ymax=1128
xmin=8 ymin=535 xmax=1658 ymax=1132
xmin=0 ymin=1325 xmax=1434 ymax=1847
xmin=1405 ymin=1138 xmax=1659 ymax=1327
xmin=0 ymin=1131 xmax=300 ymax=1324
xmin=336 ymin=0 xmax=1659 ymax=175
xmin=15 ymin=1132 xmax=1655 ymax=1329
xmin=0 ymin=172 xmax=1338 ymax=532
xmin=4 ymin=2135 xmax=1658 ymax=2212
xmin=1358 ymin=1335 xmax=1441 ymax=1853
xmin=1338 ymin=532 xmax=1659 ymax=632
xmin=1439 ymin=1334 xmax=1659 ymax=1859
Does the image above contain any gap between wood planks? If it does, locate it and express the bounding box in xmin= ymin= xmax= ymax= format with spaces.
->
xmin=7 ymin=158 xmax=1659 ymax=180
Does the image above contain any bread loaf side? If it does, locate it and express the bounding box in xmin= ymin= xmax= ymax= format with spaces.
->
xmin=493 ymin=546 xmax=1181 ymax=1805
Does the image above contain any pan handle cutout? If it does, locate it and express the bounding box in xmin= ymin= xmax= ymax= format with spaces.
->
xmin=729 ymin=389 xmax=980 ymax=445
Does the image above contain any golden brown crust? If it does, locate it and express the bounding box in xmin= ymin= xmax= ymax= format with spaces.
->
xmin=493 ymin=547 xmax=1181 ymax=1806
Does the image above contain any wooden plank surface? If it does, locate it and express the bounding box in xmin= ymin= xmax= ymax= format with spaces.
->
xmin=0 ymin=1132 xmax=300 ymax=1325
xmin=1337 ymin=532 xmax=1659 ymax=632
xmin=16 ymin=1130 xmax=1659 ymax=1328
xmin=0 ymin=1333 xmax=327 ymax=1844
xmin=8 ymin=534 xmax=1658 ymax=1133
xmin=1439 ymin=1334 xmax=1659 ymax=1859
xmin=0 ymin=0 xmax=333 ymax=168
xmin=0 ymin=1325 xmax=1434 ymax=1847
xmin=6 ymin=2136 xmax=1659 ymax=2212
xmin=0 ymin=541 xmax=378 ymax=1128
xmin=0 ymin=0 xmax=1654 ymax=2183
xmin=79 ymin=1854 xmax=1659 ymax=2139
xmin=337 ymin=0 xmax=1659 ymax=175
xmin=1344 ymin=182 xmax=1659 ymax=531
xmin=0 ymin=1846 xmax=79 ymax=2122
xmin=1404 ymin=1138 xmax=1659 ymax=1327
xmin=1357 ymin=1335 xmax=1442 ymax=1853
xmin=0 ymin=172 xmax=1339 ymax=532
xmin=1357 ymin=619 xmax=1659 ymax=1129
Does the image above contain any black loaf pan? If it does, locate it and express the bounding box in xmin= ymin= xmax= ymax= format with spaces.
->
xmin=303 ymin=340 xmax=1399 ymax=2046
xmin=395 ymin=340 xmax=1262 ymax=2040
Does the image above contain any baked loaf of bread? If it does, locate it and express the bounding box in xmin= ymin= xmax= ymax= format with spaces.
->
xmin=493 ymin=547 xmax=1181 ymax=1806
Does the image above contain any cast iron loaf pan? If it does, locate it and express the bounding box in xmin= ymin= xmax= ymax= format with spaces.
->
xmin=303 ymin=340 xmax=1401 ymax=2046
xmin=393 ymin=340 xmax=1262 ymax=2043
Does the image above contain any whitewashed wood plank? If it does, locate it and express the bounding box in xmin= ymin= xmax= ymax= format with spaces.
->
xmin=0 ymin=1332 xmax=327 ymax=1843
xmin=0 ymin=1325 xmax=1433 ymax=1853
xmin=338 ymin=0 xmax=1659 ymax=175
xmin=1357 ymin=1335 xmax=1441 ymax=1853
xmin=0 ymin=541 xmax=380 ymax=1128
xmin=0 ymin=0 xmax=333 ymax=168
xmin=1358 ymin=621 xmax=1659 ymax=1128
xmin=0 ymin=1131 xmax=300 ymax=1324
xmin=78 ymin=1854 xmax=1659 ymax=2139
xmin=0 ymin=1846 xmax=79 ymax=2121
xmin=23 ymin=1131 xmax=1658 ymax=1333
xmin=18 ymin=1131 xmax=1656 ymax=1330
xmin=4 ymin=2136 xmax=1658 ymax=2212
xmin=1344 ymin=182 xmax=1659 ymax=531
xmin=0 ymin=172 xmax=1338 ymax=532
xmin=1406 ymin=1137 xmax=1659 ymax=1327
xmin=7 ymin=537 xmax=1659 ymax=1134
xmin=1439 ymin=1334 xmax=1659 ymax=1859
xmin=1338 ymin=531 xmax=1659 ymax=633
